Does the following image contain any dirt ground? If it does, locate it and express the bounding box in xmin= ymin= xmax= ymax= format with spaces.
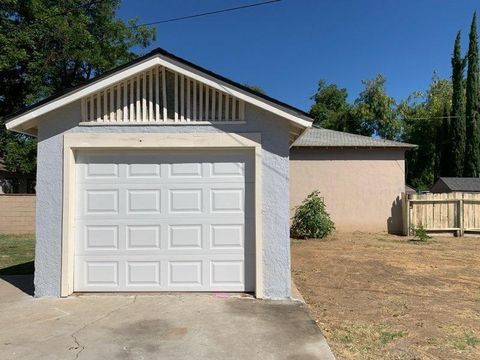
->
xmin=291 ymin=232 xmax=480 ymax=360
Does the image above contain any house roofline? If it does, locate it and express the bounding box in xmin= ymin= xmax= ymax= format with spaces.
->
xmin=5 ymin=47 xmax=313 ymax=132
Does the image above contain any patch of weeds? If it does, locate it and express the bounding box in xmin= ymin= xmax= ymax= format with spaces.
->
xmin=410 ymin=224 xmax=431 ymax=242
xmin=339 ymin=333 xmax=354 ymax=344
xmin=380 ymin=329 xmax=405 ymax=345
xmin=452 ymin=332 xmax=480 ymax=350
xmin=331 ymin=322 xmax=407 ymax=358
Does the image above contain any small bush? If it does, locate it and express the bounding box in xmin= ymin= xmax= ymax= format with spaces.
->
xmin=410 ymin=224 xmax=431 ymax=242
xmin=291 ymin=191 xmax=335 ymax=239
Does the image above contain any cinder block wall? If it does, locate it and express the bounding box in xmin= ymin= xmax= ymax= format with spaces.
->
xmin=0 ymin=195 xmax=36 ymax=234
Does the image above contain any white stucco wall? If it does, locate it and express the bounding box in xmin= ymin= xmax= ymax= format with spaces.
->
xmin=290 ymin=148 xmax=406 ymax=234
xmin=35 ymin=100 xmax=292 ymax=299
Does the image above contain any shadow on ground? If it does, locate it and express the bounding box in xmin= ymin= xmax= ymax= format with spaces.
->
xmin=0 ymin=261 xmax=34 ymax=296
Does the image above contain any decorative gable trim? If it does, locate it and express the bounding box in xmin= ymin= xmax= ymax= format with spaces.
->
xmin=81 ymin=65 xmax=245 ymax=124
xmin=6 ymin=48 xmax=312 ymax=134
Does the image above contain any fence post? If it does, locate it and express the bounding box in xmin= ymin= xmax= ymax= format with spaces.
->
xmin=408 ymin=195 xmax=412 ymax=236
xmin=401 ymin=193 xmax=407 ymax=236
xmin=458 ymin=197 xmax=464 ymax=237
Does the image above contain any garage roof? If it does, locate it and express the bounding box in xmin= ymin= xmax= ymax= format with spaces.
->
xmin=432 ymin=177 xmax=480 ymax=192
xmin=292 ymin=127 xmax=417 ymax=149
xmin=5 ymin=47 xmax=313 ymax=135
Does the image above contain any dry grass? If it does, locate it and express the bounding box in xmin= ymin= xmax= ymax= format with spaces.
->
xmin=291 ymin=233 xmax=480 ymax=360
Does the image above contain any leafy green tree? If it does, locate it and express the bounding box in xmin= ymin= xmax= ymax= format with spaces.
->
xmin=464 ymin=12 xmax=480 ymax=176
xmin=310 ymin=80 xmax=350 ymax=128
xmin=0 ymin=0 xmax=155 ymax=181
xmin=351 ymin=74 xmax=400 ymax=140
xmin=3 ymin=138 xmax=37 ymax=175
xmin=311 ymin=75 xmax=400 ymax=139
xmin=449 ymin=31 xmax=467 ymax=176
xmin=400 ymin=76 xmax=452 ymax=189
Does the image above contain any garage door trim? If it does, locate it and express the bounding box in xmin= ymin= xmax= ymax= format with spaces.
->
xmin=61 ymin=132 xmax=262 ymax=298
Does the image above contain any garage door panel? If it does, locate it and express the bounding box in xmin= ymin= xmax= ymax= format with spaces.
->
xmin=127 ymin=163 xmax=161 ymax=178
xmin=168 ymin=162 xmax=203 ymax=177
xmin=127 ymin=225 xmax=161 ymax=249
xmin=75 ymin=223 xmax=251 ymax=257
xmin=84 ymin=225 xmax=119 ymax=250
xmin=84 ymin=261 xmax=119 ymax=286
xmin=77 ymin=184 xmax=250 ymax=218
xmin=168 ymin=260 xmax=203 ymax=286
xmin=84 ymin=190 xmax=119 ymax=214
xmin=86 ymin=163 xmax=119 ymax=178
xmin=127 ymin=189 xmax=161 ymax=214
xmin=75 ymin=255 xmax=252 ymax=291
xmin=74 ymin=150 xmax=254 ymax=292
xmin=210 ymin=224 xmax=244 ymax=249
xmin=210 ymin=260 xmax=244 ymax=286
xmin=168 ymin=224 xmax=203 ymax=249
xmin=168 ymin=189 xmax=203 ymax=213
xmin=127 ymin=262 xmax=161 ymax=286
xmin=77 ymin=219 xmax=251 ymax=255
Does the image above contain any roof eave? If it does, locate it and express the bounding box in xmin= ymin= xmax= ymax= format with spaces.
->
xmin=6 ymin=48 xmax=313 ymax=134
xmin=291 ymin=145 xmax=417 ymax=150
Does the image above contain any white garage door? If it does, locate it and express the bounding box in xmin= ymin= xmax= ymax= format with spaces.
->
xmin=74 ymin=150 xmax=254 ymax=292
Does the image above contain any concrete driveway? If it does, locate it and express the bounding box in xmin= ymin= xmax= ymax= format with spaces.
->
xmin=0 ymin=275 xmax=335 ymax=360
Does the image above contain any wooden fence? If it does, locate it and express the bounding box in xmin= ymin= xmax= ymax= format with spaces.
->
xmin=402 ymin=192 xmax=480 ymax=236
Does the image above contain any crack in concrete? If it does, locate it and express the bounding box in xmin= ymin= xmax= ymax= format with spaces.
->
xmin=68 ymin=296 xmax=136 ymax=359
xmin=70 ymin=333 xmax=84 ymax=360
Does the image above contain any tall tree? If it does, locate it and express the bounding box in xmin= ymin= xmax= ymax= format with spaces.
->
xmin=310 ymin=80 xmax=350 ymax=129
xmin=464 ymin=12 xmax=480 ymax=176
xmin=438 ymin=103 xmax=451 ymax=177
xmin=449 ymin=31 xmax=467 ymax=176
xmin=0 ymin=0 xmax=155 ymax=183
xmin=400 ymin=75 xmax=452 ymax=189
xmin=352 ymin=74 xmax=399 ymax=140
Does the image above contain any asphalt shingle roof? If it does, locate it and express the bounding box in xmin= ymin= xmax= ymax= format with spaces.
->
xmin=436 ymin=177 xmax=480 ymax=192
xmin=292 ymin=127 xmax=416 ymax=148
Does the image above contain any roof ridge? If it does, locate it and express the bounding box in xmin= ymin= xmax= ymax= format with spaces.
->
xmin=293 ymin=127 xmax=416 ymax=148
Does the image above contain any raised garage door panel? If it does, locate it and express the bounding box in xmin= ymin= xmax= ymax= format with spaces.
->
xmin=74 ymin=150 xmax=254 ymax=292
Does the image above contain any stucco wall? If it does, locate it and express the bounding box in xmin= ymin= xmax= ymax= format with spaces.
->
xmin=290 ymin=148 xmax=406 ymax=234
xmin=35 ymin=100 xmax=291 ymax=299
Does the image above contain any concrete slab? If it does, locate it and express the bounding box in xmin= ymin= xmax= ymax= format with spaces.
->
xmin=291 ymin=280 xmax=306 ymax=303
xmin=0 ymin=277 xmax=335 ymax=360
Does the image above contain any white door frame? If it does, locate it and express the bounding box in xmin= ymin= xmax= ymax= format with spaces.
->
xmin=61 ymin=132 xmax=263 ymax=298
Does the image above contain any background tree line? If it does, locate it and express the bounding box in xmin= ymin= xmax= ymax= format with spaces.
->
xmin=0 ymin=0 xmax=155 ymax=190
xmin=1 ymin=3 xmax=479 ymax=192
xmin=310 ymin=12 xmax=480 ymax=190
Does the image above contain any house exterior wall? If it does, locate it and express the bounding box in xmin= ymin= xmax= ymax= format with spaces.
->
xmin=0 ymin=195 xmax=35 ymax=234
xmin=290 ymin=148 xmax=406 ymax=234
xmin=35 ymin=100 xmax=291 ymax=299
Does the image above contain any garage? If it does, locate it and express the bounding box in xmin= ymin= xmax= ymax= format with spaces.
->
xmin=74 ymin=150 xmax=254 ymax=292
xmin=4 ymin=48 xmax=313 ymax=299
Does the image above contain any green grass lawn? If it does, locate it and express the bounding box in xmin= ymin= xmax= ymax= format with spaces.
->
xmin=0 ymin=234 xmax=35 ymax=275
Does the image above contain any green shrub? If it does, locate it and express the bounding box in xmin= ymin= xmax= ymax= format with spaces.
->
xmin=291 ymin=191 xmax=335 ymax=239
xmin=410 ymin=224 xmax=431 ymax=242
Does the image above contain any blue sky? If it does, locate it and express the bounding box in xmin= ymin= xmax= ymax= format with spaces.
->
xmin=117 ymin=0 xmax=478 ymax=111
